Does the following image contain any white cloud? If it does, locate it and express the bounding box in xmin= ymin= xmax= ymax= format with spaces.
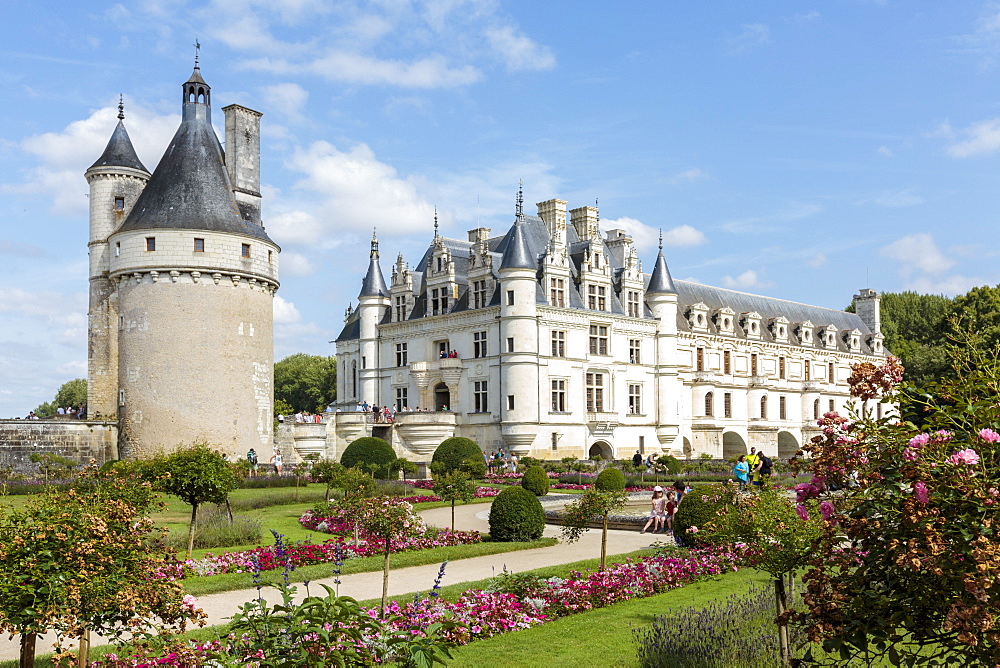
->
xmin=874 ymin=189 xmax=924 ymax=207
xmin=485 ymin=25 xmax=556 ymax=71
xmin=670 ymin=168 xmax=708 ymax=185
xmin=4 ymin=103 xmax=178 ymax=217
xmin=244 ymin=53 xmax=482 ymax=89
xmin=601 ymin=218 xmax=707 ymax=251
xmin=721 ymin=201 xmax=821 ymax=234
xmin=722 ymin=270 xmax=772 ymax=290
xmin=946 ymin=118 xmax=1000 ymax=157
xmin=664 ymin=224 xmax=708 ymax=247
xmin=259 ymin=83 xmax=309 ymax=123
xmin=877 ymin=145 xmax=893 ymax=157
xmin=726 ymin=23 xmax=771 ymax=53
xmin=273 ymin=294 xmax=302 ymax=325
xmin=881 ymin=233 xmax=954 ymax=276
xmin=807 ymin=252 xmax=827 ymax=268
xmin=277 ymin=250 xmax=316 ymax=277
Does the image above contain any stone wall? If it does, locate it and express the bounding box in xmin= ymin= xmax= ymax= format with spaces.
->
xmin=0 ymin=420 xmax=118 ymax=473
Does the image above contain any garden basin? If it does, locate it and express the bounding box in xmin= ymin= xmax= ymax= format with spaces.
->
xmin=542 ymin=492 xmax=651 ymax=531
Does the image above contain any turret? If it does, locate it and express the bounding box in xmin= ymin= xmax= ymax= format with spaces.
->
xmin=357 ymin=230 xmax=390 ymax=405
xmin=84 ymin=97 xmax=150 ymax=418
xmin=498 ymin=186 xmax=539 ymax=455
xmin=646 ymin=232 xmax=681 ymax=452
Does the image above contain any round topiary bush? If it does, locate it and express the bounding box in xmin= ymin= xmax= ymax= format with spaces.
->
xmin=340 ymin=437 xmax=397 ymax=479
xmin=595 ymin=467 xmax=626 ymax=491
xmin=656 ymin=454 xmax=681 ymax=474
xmin=488 ymin=486 xmax=545 ymax=542
xmin=673 ymin=483 xmax=732 ymax=546
xmin=521 ymin=465 xmax=550 ymax=496
xmin=431 ymin=437 xmax=483 ymax=473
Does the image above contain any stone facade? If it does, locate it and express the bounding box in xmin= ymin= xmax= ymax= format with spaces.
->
xmin=0 ymin=420 xmax=117 ymax=473
xmin=331 ymin=196 xmax=887 ymax=464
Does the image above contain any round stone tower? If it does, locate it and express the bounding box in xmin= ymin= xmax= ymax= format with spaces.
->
xmin=103 ymin=63 xmax=280 ymax=458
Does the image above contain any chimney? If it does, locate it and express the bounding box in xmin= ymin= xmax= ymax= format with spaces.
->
xmin=223 ymin=104 xmax=263 ymax=224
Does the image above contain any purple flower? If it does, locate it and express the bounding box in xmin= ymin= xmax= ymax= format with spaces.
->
xmin=913 ymin=481 xmax=929 ymax=504
xmin=819 ymin=500 xmax=836 ymax=521
xmin=795 ymin=504 xmax=809 ymax=521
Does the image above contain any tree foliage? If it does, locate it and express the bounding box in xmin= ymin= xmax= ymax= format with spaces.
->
xmin=432 ymin=470 xmax=476 ymax=530
xmin=431 ymin=438 xmax=483 ymax=473
xmin=559 ymin=489 xmax=629 ymax=569
xmin=274 ymin=353 xmax=337 ymax=413
xmin=33 ymin=378 xmax=88 ymax=417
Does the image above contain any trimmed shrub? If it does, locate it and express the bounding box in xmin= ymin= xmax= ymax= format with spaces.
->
xmin=656 ymin=454 xmax=681 ymax=474
xmin=520 ymin=466 xmax=550 ymax=496
xmin=340 ymin=437 xmax=397 ymax=479
xmin=460 ymin=457 xmax=487 ymax=479
xmin=488 ymin=486 xmax=545 ymax=542
xmin=431 ymin=437 xmax=483 ymax=473
xmin=595 ymin=468 xmax=626 ymax=491
xmin=673 ymin=483 xmax=733 ymax=546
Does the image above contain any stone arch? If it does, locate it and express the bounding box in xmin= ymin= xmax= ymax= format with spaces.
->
xmin=589 ymin=440 xmax=614 ymax=461
xmin=777 ymin=431 xmax=799 ymax=460
xmin=434 ymin=382 xmax=450 ymax=411
xmin=722 ymin=431 xmax=747 ymax=459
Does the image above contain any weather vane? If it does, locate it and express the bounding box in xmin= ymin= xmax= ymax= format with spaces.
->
xmin=194 ymin=39 xmax=201 ymax=66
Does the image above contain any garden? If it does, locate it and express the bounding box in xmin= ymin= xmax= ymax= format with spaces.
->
xmin=3 ymin=347 xmax=1000 ymax=666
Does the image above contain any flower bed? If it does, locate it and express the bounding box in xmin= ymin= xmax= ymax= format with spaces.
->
xmin=99 ymin=545 xmax=747 ymax=666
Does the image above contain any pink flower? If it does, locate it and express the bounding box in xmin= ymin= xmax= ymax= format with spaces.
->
xmin=819 ymin=500 xmax=836 ymax=521
xmin=908 ymin=433 xmax=930 ymax=448
xmin=912 ymin=481 xmax=929 ymax=504
xmin=903 ymin=448 xmax=918 ymax=461
xmin=687 ymin=526 xmax=699 ymax=534
xmin=181 ymin=594 xmax=198 ymax=613
xmin=979 ymin=428 xmax=1000 ymax=443
xmin=795 ymin=504 xmax=809 ymax=521
xmin=947 ymin=448 xmax=980 ymax=466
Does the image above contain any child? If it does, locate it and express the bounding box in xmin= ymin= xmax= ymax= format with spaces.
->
xmin=641 ymin=486 xmax=667 ymax=534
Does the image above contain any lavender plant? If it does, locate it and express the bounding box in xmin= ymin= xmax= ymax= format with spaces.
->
xmin=634 ymin=585 xmax=804 ymax=668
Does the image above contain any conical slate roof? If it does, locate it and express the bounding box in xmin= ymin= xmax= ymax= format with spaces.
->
xmin=646 ymin=248 xmax=677 ymax=294
xmin=499 ymin=216 xmax=535 ymax=270
xmin=359 ymin=234 xmax=389 ymax=297
xmin=88 ymin=120 xmax=148 ymax=173
xmin=117 ymin=68 xmax=272 ymax=242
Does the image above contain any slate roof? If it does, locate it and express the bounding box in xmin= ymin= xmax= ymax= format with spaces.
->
xmin=359 ymin=254 xmax=389 ymax=297
xmin=646 ymin=248 xmax=677 ymax=294
xmin=499 ymin=216 xmax=536 ymax=270
xmin=88 ymin=120 xmax=149 ymax=173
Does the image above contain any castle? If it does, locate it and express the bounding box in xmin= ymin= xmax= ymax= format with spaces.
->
xmin=332 ymin=192 xmax=885 ymax=462
xmin=85 ymin=61 xmax=279 ymax=459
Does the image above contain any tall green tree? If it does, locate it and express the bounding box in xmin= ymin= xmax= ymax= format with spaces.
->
xmin=274 ymin=354 xmax=337 ymax=413
xmin=32 ymin=378 xmax=89 ymax=417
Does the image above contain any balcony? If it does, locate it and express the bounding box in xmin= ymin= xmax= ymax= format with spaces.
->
xmin=692 ymin=370 xmax=717 ymax=384
xmin=802 ymin=380 xmax=821 ymax=392
xmin=586 ymin=412 xmax=620 ymax=432
xmin=749 ymin=375 xmax=769 ymax=387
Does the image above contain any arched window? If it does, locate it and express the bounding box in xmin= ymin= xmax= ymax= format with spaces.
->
xmin=704 ymin=391 xmax=714 ymax=417
xmin=813 ymin=398 xmax=820 ymax=420
xmin=760 ymin=395 xmax=768 ymax=420
xmin=351 ymin=360 xmax=358 ymax=398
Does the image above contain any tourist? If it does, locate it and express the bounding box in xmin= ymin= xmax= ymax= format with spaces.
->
xmin=665 ymin=485 xmax=681 ymax=534
xmin=509 ymin=453 xmax=518 ymax=472
xmin=640 ymin=486 xmax=667 ymax=534
xmin=246 ymin=448 xmax=259 ymax=476
xmin=746 ymin=447 xmax=761 ymax=488
xmin=644 ymin=453 xmax=656 ymax=472
xmin=632 ymin=450 xmax=642 ymax=468
xmin=733 ymin=454 xmax=750 ymax=491
xmin=756 ymin=452 xmax=773 ymax=488
xmin=270 ymin=451 xmax=283 ymax=475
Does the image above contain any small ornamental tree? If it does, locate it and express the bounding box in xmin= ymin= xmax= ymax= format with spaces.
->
xmin=350 ymin=497 xmax=427 ymax=613
xmin=794 ymin=345 xmax=1000 ymax=666
xmin=341 ymin=437 xmax=397 ymax=479
xmin=431 ymin=437 xmax=483 ymax=473
xmin=560 ymin=489 xmax=629 ymax=570
xmin=0 ymin=467 xmax=205 ymax=667
xmin=521 ymin=465 xmax=550 ymax=496
xmin=311 ymin=459 xmax=345 ymax=499
xmin=488 ymin=486 xmax=545 ymax=542
xmin=432 ymin=470 xmax=476 ymax=529
xmin=147 ymin=444 xmax=236 ymax=558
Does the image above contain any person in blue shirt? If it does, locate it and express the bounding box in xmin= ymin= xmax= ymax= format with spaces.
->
xmin=733 ymin=454 xmax=750 ymax=491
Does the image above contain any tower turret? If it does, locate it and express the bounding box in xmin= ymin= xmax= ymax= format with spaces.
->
xmin=498 ymin=186 xmax=539 ymax=455
xmin=357 ymin=230 xmax=390 ymax=405
xmin=646 ymin=232 xmax=681 ymax=452
xmin=84 ymin=98 xmax=150 ymax=419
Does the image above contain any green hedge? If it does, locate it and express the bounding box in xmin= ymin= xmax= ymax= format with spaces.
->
xmin=673 ymin=483 xmax=733 ymax=546
xmin=488 ymin=486 xmax=545 ymax=542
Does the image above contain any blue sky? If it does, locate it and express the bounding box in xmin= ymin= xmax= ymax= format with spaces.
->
xmin=1 ymin=1 xmax=999 ymax=418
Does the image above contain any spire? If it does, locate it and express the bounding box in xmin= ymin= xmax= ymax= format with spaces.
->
xmin=500 ymin=183 xmax=535 ymax=271
xmin=360 ymin=228 xmax=389 ymax=297
xmin=433 ymin=208 xmax=439 ymax=238
xmin=87 ymin=98 xmax=149 ymax=173
xmin=646 ymin=232 xmax=677 ymax=295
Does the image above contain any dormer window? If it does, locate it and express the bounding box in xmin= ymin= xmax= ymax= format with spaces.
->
xmin=715 ymin=307 xmax=736 ymax=334
xmin=770 ymin=316 xmax=790 ymax=342
xmin=743 ymin=311 xmax=763 ymax=339
xmin=846 ymin=328 xmax=862 ymax=352
xmin=689 ymin=302 xmax=710 ymax=331
xmin=822 ymin=325 xmax=838 ymax=350
xmin=798 ymin=320 xmax=814 ymax=345
xmin=869 ymin=334 xmax=884 ymax=354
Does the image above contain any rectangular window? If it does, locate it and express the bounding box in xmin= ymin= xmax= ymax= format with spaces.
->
xmin=724 ymin=350 xmax=731 ymax=375
xmin=473 ymin=331 xmax=488 ymax=358
xmin=114 ymin=197 xmax=125 ymax=210
xmin=394 ymin=296 xmax=408 ymax=322
xmin=551 ymin=379 xmax=566 ymax=412
xmin=437 ymin=341 xmax=449 ymax=358
xmin=779 ymin=356 xmax=786 ymax=379
xmin=550 ymin=278 xmax=565 ymax=307
xmin=804 ymin=360 xmax=810 ymax=381
xmin=627 ymin=290 xmax=641 ymax=318
xmin=587 ymin=285 xmax=597 ymax=310
xmin=628 ymin=384 xmax=642 ymax=414
xmin=588 ymin=325 xmax=609 ymax=355
xmin=586 ymin=285 xmax=606 ymax=310
xmin=829 ymin=398 xmax=835 ymax=413
xmin=118 ymin=315 xmax=125 ymax=330
xmin=724 ymin=392 xmax=733 ymax=418
xmin=241 ymin=243 xmax=250 ymax=258
xmin=361 ymin=356 xmax=366 ymax=369
xmin=639 ymin=435 xmax=645 ymax=454
xmin=396 ymin=387 xmax=408 ymax=409
xmin=751 ymin=353 xmax=759 ymax=376
xmin=145 ymin=237 xmax=156 ymax=251
xmin=696 ymin=347 xmax=705 ymax=371
xmin=780 ymin=395 xmax=787 ymax=420
xmin=194 ymin=238 xmax=205 ymax=252
xmin=506 ymin=337 xmax=515 ymax=353
xmin=507 ymin=395 xmax=515 ymax=410
xmin=586 ymin=372 xmax=605 ymax=412
xmin=551 ymin=330 xmax=566 ymax=357
xmin=629 ymin=339 xmax=641 ymax=364
xmin=829 ymin=362 xmax=835 ymax=384
xmin=395 ymin=342 xmax=408 ymax=367
xmin=118 ymin=389 xmax=125 ymax=406
xmin=268 ymin=250 xmax=273 ymax=264
xmin=115 ymin=241 xmax=121 ymax=257
xmin=474 ymin=381 xmax=488 ymax=412
xmin=506 ymin=290 xmax=514 ymax=306
xmin=431 ymin=288 xmax=441 ymax=315
xmin=472 ymin=280 xmax=487 ymax=309
xmin=552 ymin=432 xmax=559 ymax=451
